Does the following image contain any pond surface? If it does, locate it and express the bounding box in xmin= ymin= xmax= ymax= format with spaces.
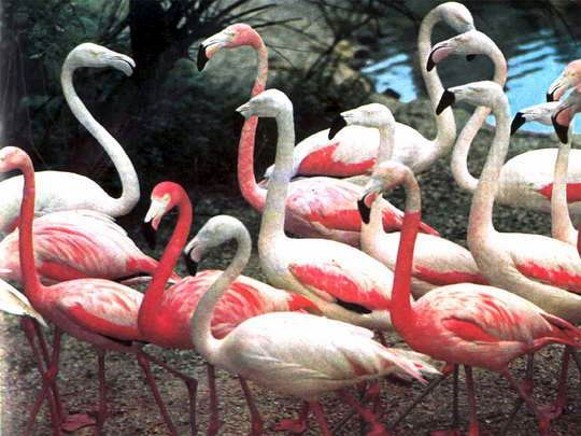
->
xmin=361 ymin=0 xmax=581 ymax=133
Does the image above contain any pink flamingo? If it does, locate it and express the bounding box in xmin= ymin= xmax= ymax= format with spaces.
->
xmin=364 ymin=158 xmax=581 ymax=434
xmin=239 ymin=1 xmax=474 ymax=179
xmin=332 ymin=102 xmax=487 ymax=298
xmin=547 ymin=59 xmax=581 ymax=101
xmin=0 ymin=146 xmax=181 ymax=435
xmin=429 ymin=31 xmax=581 ymax=217
xmin=236 ymin=89 xmax=404 ymax=333
xmin=197 ymin=24 xmax=438 ymax=247
xmin=0 ymin=43 xmax=139 ymax=235
xmin=188 ymin=213 xmax=440 ymax=435
xmin=0 ymin=209 xmax=179 ymax=284
xmin=138 ymin=181 xmax=319 ymax=434
xmin=436 ymin=81 xmax=581 ymax=323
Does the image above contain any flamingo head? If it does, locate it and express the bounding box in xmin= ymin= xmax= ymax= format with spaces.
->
xmin=144 ymin=181 xmax=184 ymax=231
xmin=236 ymin=89 xmax=292 ymax=119
xmin=551 ymin=87 xmax=581 ymax=143
xmin=511 ymin=101 xmax=560 ymax=135
xmin=196 ymin=23 xmax=261 ymax=71
xmin=547 ymin=59 xmax=581 ymax=102
xmin=427 ymin=30 xmax=498 ymax=72
xmin=0 ymin=147 xmax=31 ymax=173
xmin=436 ymin=2 xmax=475 ymax=33
xmin=329 ymin=103 xmax=395 ymax=140
xmin=64 ymin=43 xmax=135 ymax=76
xmin=436 ymin=80 xmax=506 ymax=115
xmin=183 ymin=215 xmax=250 ymax=276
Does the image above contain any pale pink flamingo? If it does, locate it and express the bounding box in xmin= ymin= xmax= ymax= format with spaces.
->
xmin=332 ymin=102 xmax=487 ymax=298
xmin=0 ymin=146 xmax=181 ymax=435
xmin=436 ymin=81 xmax=581 ymax=323
xmin=547 ymin=59 xmax=581 ymax=102
xmin=249 ymin=1 xmax=473 ymax=179
xmin=197 ymin=24 xmax=438 ymax=247
xmin=0 ymin=43 xmax=139 ymax=235
xmin=0 ymin=209 xmax=179 ymax=284
xmin=138 ymin=181 xmax=319 ymax=435
xmin=0 ymin=278 xmax=47 ymax=326
xmin=365 ymin=158 xmax=581 ymax=434
xmin=237 ymin=89 xmax=403 ymax=332
xmin=188 ymin=214 xmax=440 ymax=435
xmin=429 ymin=31 xmax=581 ymax=217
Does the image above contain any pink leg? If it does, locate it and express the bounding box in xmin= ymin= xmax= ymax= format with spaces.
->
xmin=464 ymin=366 xmax=479 ymax=436
xmin=238 ymin=377 xmax=263 ymax=435
xmin=309 ymin=402 xmax=332 ymax=436
xmin=206 ymin=364 xmax=220 ymax=436
xmin=135 ymin=353 xmax=178 ymax=435
xmin=338 ymin=389 xmax=389 ymax=436
xmin=273 ymin=401 xmax=309 ymax=433
xmin=546 ymin=347 xmax=570 ymax=420
xmin=95 ymin=351 xmax=108 ymax=434
xmin=363 ymin=381 xmax=382 ymax=416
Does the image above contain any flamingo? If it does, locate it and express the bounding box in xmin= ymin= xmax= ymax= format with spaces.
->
xmin=547 ymin=59 xmax=581 ymax=102
xmin=244 ymin=1 xmax=474 ymax=179
xmin=0 ymin=43 xmax=139 ymax=235
xmin=0 ymin=209 xmax=179 ymax=284
xmin=364 ymin=158 xmax=581 ymax=434
xmin=138 ymin=181 xmax=319 ymax=435
xmin=331 ymin=102 xmax=487 ymax=298
xmin=188 ymin=214 xmax=440 ymax=435
xmin=236 ymin=89 xmax=404 ymax=332
xmin=429 ymin=30 xmax=581 ymax=216
xmin=0 ymin=278 xmax=47 ymax=327
xmin=436 ymin=81 xmax=581 ymax=324
xmin=0 ymin=146 xmax=181 ymax=435
xmin=197 ymin=24 xmax=438 ymax=247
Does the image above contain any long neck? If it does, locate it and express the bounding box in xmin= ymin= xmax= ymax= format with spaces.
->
xmin=191 ymin=226 xmax=252 ymax=362
xmin=418 ymin=8 xmax=456 ymax=156
xmin=237 ymin=41 xmax=269 ymax=211
xmin=390 ymin=175 xmax=421 ymax=337
xmin=139 ymin=193 xmax=192 ymax=325
xmin=375 ymin=124 xmax=394 ymax=165
xmin=17 ymin=157 xmax=44 ymax=299
xmin=551 ymin=127 xmax=575 ymax=244
xmin=61 ymin=65 xmax=139 ymax=216
xmin=468 ymin=97 xmax=511 ymax=242
xmin=258 ymin=109 xmax=295 ymax=243
xmin=451 ymin=43 xmax=508 ymax=193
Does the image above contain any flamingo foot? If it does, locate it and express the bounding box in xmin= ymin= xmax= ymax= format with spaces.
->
xmin=273 ymin=417 xmax=307 ymax=434
xmin=60 ymin=413 xmax=96 ymax=432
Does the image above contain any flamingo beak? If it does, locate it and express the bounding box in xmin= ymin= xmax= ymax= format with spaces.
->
xmin=328 ymin=114 xmax=347 ymax=140
xmin=436 ymin=90 xmax=455 ymax=115
xmin=552 ymin=107 xmax=572 ymax=144
xmin=197 ymin=30 xmax=232 ymax=71
xmin=183 ymin=242 xmax=202 ymax=276
xmin=510 ymin=112 xmax=526 ymax=135
xmin=426 ymin=42 xmax=453 ymax=72
xmin=358 ymin=182 xmax=381 ymax=225
xmin=0 ymin=280 xmax=49 ymax=328
xmin=547 ymin=73 xmax=570 ymax=102
xmin=109 ymin=54 xmax=136 ymax=77
xmin=196 ymin=44 xmax=209 ymax=71
xmin=236 ymin=102 xmax=252 ymax=119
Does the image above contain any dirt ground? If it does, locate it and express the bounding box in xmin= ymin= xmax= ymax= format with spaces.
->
xmin=1 ymin=99 xmax=580 ymax=435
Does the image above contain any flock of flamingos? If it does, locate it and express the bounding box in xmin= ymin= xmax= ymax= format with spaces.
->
xmin=2 ymin=1 xmax=581 ymax=435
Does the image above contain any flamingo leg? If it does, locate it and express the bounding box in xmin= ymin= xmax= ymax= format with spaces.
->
xmin=309 ymin=402 xmax=332 ymax=436
xmin=140 ymin=350 xmax=198 ymax=435
xmin=95 ymin=350 xmax=108 ymax=434
xmin=273 ymin=401 xmax=309 ymax=433
xmin=549 ymin=347 xmax=571 ymax=420
xmin=451 ymin=364 xmax=459 ymax=429
xmin=238 ymin=377 xmax=263 ymax=435
xmin=500 ymin=353 xmax=535 ymax=435
xmin=135 ymin=352 xmax=178 ymax=436
xmin=570 ymin=348 xmax=581 ymax=376
xmin=338 ymin=389 xmax=389 ymax=436
xmin=464 ymin=366 xmax=479 ymax=436
xmin=206 ymin=363 xmax=220 ymax=436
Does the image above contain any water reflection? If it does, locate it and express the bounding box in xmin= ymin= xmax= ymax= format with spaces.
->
xmin=361 ymin=1 xmax=580 ymax=133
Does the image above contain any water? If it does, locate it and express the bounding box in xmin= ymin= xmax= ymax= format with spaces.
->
xmin=360 ymin=1 xmax=581 ymax=133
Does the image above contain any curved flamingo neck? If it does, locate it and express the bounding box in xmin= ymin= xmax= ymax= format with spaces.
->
xmin=551 ymin=127 xmax=575 ymax=244
xmin=61 ymin=64 xmax=139 ymax=216
xmin=451 ymin=40 xmax=508 ymax=193
xmin=16 ymin=156 xmax=44 ymax=299
xmin=138 ymin=189 xmax=193 ymax=329
xmin=258 ymin=107 xmax=296 ymax=246
xmin=375 ymin=124 xmax=394 ymax=165
xmin=237 ymin=35 xmax=269 ymax=212
xmin=418 ymin=8 xmax=457 ymax=156
xmin=391 ymin=174 xmax=421 ymax=337
xmin=191 ymin=224 xmax=252 ymax=363
xmin=468 ymin=96 xmax=511 ymax=243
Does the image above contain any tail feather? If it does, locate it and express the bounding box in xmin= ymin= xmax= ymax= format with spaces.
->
xmin=542 ymin=312 xmax=581 ymax=347
xmin=381 ymin=348 xmax=441 ymax=384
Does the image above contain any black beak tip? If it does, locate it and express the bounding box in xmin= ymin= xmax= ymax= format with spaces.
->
xmin=426 ymin=53 xmax=436 ymax=72
xmin=436 ymin=90 xmax=455 ymax=115
xmin=546 ymin=91 xmax=555 ymax=103
xmin=197 ymin=45 xmax=209 ymax=71
xmin=466 ymin=54 xmax=476 ymax=62
xmin=510 ymin=112 xmax=525 ymax=136
xmin=141 ymin=222 xmax=156 ymax=250
xmin=328 ymin=115 xmax=347 ymax=140
xmin=184 ymin=253 xmax=199 ymax=276
xmin=357 ymin=198 xmax=371 ymax=225
xmin=552 ymin=118 xmax=569 ymax=144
